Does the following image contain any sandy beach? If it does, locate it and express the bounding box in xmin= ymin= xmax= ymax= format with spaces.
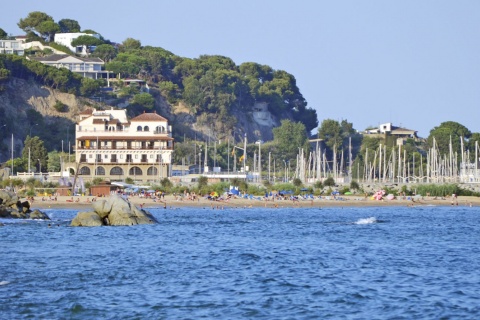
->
xmin=26 ymin=194 xmax=480 ymax=211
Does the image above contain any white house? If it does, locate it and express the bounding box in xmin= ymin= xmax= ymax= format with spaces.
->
xmin=27 ymin=54 xmax=111 ymax=80
xmin=73 ymin=108 xmax=174 ymax=184
xmin=54 ymin=33 xmax=101 ymax=56
xmin=0 ymin=39 xmax=25 ymax=55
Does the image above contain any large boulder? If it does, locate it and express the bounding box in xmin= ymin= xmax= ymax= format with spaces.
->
xmin=28 ymin=209 xmax=50 ymax=220
xmin=71 ymin=195 xmax=157 ymax=227
xmin=71 ymin=211 xmax=103 ymax=227
xmin=0 ymin=192 xmax=49 ymax=220
xmin=0 ymin=190 xmax=19 ymax=207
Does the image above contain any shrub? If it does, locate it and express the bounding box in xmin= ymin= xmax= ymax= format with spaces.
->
xmin=53 ymin=100 xmax=68 ymax=112
xmin=324 ymin=176 xmax=335 ymax=187
xmin=292 ymin=178 xmax=302 ymax=187
xmin=314 ymin=181 xmax=323 ymax=189
xmin=350 ymin=180 xmax=360 ymax=191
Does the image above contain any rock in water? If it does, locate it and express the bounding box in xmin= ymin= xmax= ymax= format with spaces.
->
xmin=71 ymin=212 xmax=103 ymax=227
xmin=28 ymin=210 xmax=51 ymax=220
xmin=0 ymin=190 xmax=19 ymax=207
xmin=71 ymin=195 xmax=157 ymax=227
xmin=0 ymin=191 xmax=49 ymax=220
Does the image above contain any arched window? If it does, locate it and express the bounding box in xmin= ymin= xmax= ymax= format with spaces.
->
xmin=129 ymin=166 xmax=143 ymax=175
xmin=147 ymin=167 xmax=158 ymax=175
xmin=110 ymin=166 xmax=123 ymax=175
xmin=79 ymin=166 xmax=91 ymax=175
xmin=137 ymin=126 xmax=142 ymax=131
xmin=143 ymin=126 xmax=149 ymax=132
xmin=156 ymin=126 xmax=165 ymax=133
xmin=95 ymin=166 xmax=105 ymax=175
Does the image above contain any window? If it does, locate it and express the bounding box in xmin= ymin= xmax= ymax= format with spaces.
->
xmin=147 ymin=167 xmax=158 ymax=175
xmin=79 ymin=166 xmax=91 ymax=175
xmin=129 ymin=167 xmax=142 ymax=175
xmin=120 ymin=154 xmax=124 ymax=159
xmin=104 ymin=154 xmax=108 ymax=159
xmin=150 ymin=154 xmax=154 ymax=159
xmin=89 ymin=154 xmax=93 ymax=158
xmin=95 ymin=166 xmax=105 ymax=175
xmin=135 ymin=154 xmax=138 ymax=159
xmin=110 ymin=166 xmax=123 ymax=175
xmin=137 ymin=126 xmax=142 ymax=131
xmin=144 ymin=126 xmax=149 ymax=131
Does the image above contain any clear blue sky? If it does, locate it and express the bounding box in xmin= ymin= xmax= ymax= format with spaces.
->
xmin=4 ymin=0 xmax=480 ymax=137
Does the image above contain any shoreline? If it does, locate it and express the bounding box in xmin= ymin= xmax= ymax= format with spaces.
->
xmin=27 ymin=195 xmax=479 ymax=210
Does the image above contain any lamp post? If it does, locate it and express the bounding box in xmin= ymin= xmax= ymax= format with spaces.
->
xmin=29 ymin=123 xmax=38 ymax=137
xmin=255 ymin=140 xmax=262 ymax=183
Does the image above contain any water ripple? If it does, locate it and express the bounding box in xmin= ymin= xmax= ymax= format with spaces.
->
xmin=1 ymin=206 xmax=480 ymax=318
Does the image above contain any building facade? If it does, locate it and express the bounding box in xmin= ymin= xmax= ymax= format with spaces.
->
xmin=74 ymin=108 xmax=174 ymax=184
xmin=27 ymin=54 xmax=110 ymax=79
xmin=0 ymin=39 xmax=25 ymax=55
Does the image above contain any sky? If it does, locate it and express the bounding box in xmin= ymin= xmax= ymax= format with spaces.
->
xmin=3 ymin=0 xmax=480 ymax=138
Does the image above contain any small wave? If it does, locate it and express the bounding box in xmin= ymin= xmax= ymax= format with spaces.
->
xmin=0 ymin=281 xmax=10 ymax=286
xmin=355 ymin=217 xmax=377 ymax=225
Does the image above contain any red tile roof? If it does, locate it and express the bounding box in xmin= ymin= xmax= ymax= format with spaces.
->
xmin=131 ymin=111 xmax=168 ymax=122
xmin=80 ymin=108 xmax=94 ymax=115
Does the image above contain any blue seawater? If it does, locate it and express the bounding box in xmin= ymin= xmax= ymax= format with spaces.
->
xmin=1 ymin=205 xmax=480 ymax=319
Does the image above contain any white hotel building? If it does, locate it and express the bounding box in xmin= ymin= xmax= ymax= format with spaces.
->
xmin=74 ymin=108 xmax=174 ymax=183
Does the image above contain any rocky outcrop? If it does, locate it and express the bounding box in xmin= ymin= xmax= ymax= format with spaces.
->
xmin=0 ymin=190 xmax=50 ymax=220
xmin=71 ymin=195 xmax=157 ymax=227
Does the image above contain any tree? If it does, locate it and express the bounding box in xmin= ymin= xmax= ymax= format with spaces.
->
xmin=318 ymin=119 xmax=342 ymax=152
xmin=272 ymin=119 xmax=309 ymax=161
xmin=0 ymin=28 xmax=8 ymax=39
xmin=71 ymin=35 xmax=103 ymax=56
xmin=18 ymin=11 xmax=55 ymax=41
xmin=47 ymin=150 xmax=69 ymax=172
xmin=92 ymin=44 xmax=117 ymax=62
xmin=22 ymin=136 xmax=48 ymax=172
xmin=80 ymin=78 xmax=101 ymax=96
xmin=58 ymin=19 xmax=81 ymax=33
xmin=427 ymin=121 xmax=471 ymax=157
xmin=36 ymin=20 xmax=60 ymax=42
xmin=324 ymin=176 xmax=335 ymax=187
xmin=131 ymin=93 xmax=155 ymax=109
xmin=121 ymin=38 xmax=142 ymax=51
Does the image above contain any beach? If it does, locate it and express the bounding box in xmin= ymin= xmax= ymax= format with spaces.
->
xmin=26 ymin=194 xmax=479 ymax=211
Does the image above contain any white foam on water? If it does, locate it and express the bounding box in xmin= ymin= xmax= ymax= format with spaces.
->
xmin=355 ymin=217 xmax=377 ymax=225
xmin=0 ymin=281 xmax=10 ymax=286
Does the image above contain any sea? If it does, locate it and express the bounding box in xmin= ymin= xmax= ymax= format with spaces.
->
xmin=1 ymin=205 xmax=479 ymax=319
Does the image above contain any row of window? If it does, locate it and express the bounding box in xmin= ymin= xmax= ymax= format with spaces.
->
xmin=79 ymin=166 xmax=162 ymax=176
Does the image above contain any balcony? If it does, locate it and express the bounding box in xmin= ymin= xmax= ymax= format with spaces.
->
xmin=73 ymin=146 xmax=173 ymax=151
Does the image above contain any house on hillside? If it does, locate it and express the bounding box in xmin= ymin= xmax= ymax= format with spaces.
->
xmin=27 ymin=54 xmax=111 ymax=80
xmin=73 ymin=108 xmax=174 ymax=184
xmin=0 ymin=38 xmax=25 ymax=55
xmin=54 ymin=33 xmax=101 ymax=56
xmin=363 ymin=122 xmax=418 ymax=145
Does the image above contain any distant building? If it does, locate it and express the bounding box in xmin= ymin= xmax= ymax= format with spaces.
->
xmin=363 ymin=122 xmax=418 ymax=145
xmin=54 ymin=33 xmax=101 ymax=56
xmin=0 ymin=38 xmax=25 ymax=55
xmin=73 ymin=108 xmax=174 ymax=184
xmin=27 ymin=54 xmax=111 ymax=80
